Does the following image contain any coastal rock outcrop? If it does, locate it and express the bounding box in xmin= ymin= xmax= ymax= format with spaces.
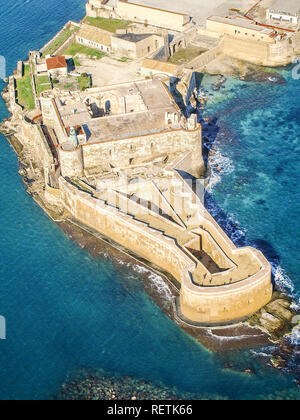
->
xmin=241 ymin=70 xmax=286 ymax=85
xmin=248 ymin=292 xmax=298 ymax=342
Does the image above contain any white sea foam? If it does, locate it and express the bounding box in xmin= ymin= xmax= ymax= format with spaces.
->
xmin=147 ymin=272 xmax=173 ymax=302
xmin=207 ymin=145 xmax=234 ymax=193
xmin=131 ymin=264 xmax=173 ymax=302
xmin=117 ymin=260 xmax=173 ymax=302
xmin=206 ymin=329 xmax=262 ymax=342
xmin=131 ymin=265 xmax=149 ymax=275
xmin=250 ymin=351 xmax=272 ymax=358
xmin=272 ymin=263 xmax=295 ymax=295
xmin=290 ymin=327 xmax=300 ymax=346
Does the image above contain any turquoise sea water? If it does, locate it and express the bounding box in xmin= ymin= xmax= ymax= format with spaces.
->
xmin=0 ymin=0 xmax=299 ymax=400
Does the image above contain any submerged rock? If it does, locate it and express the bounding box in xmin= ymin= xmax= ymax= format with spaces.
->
xmin=54 ymin=368 xmax=228 ymax=400
xmin=242 ymin=70 xmax=286 ymax=85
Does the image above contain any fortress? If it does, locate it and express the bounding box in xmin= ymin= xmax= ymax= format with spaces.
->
xmin=11 ymin=78 xmax=272 ymax=326
xmin=1 ymin=0 xmax=280 ymax=328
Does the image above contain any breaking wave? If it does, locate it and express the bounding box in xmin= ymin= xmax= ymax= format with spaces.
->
xmin=116 ymin=259 xmax=173 ymax=302
xmin=147 ymin=272 xmax=173 ymax=302
xmin=290 ymin=327 xmax=300 ymax=346
xmin=206 ymin=330 xmax=263 ymax=342
xmin=206 ymin=146 xmax=234 ymax=193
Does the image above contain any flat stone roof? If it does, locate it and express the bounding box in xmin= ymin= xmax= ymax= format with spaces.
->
xmin=77 ymin=26 xmax=112 ymax=47
xmin=54 ymin=79 xmax=180 ymax=143
xmin=114 ymin=33 xmax=153 ymax=43
xmin=119 ymin=0 xmax=189 ymax=17
xmin=208 ymin=15 xmax=274 ymax=34
xmin=269 ymin=0 xmax=300 ymax=15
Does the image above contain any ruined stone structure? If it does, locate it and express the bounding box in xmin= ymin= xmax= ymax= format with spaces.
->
xmin=33 ymin=79 xmax=273 ymax=325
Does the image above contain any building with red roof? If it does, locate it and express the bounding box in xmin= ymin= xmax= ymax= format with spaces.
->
xmin=46 ymin=56 xmax=68 ymax=76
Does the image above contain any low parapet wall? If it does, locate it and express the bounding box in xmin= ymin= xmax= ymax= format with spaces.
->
xmin=180 ymin=259 xmax=272 ymax=324
xmin=59 ymin=170 xmax=273 ymax=325
xmin=59 ymin=177 xmax=195 ymax=281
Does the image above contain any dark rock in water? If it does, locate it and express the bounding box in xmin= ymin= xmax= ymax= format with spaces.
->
xmin=242 ymin=71 xmax=286 ymax=85
xmin=53 ymin=368 xmax=228 ymax=400
xmin=270 ymin=355 xmax=286 ymax=369
xmin=248 ymin=292 xmax=297 ymax=342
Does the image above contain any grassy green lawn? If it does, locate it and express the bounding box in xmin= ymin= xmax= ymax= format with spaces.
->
xmin=64 ymin=43 xmax=106 ymax=60
xmin=35 ymin=75 xmax=52 ymax=95
xmin=42 ymin=25 xmax=78 ymax=57
xmin=78 ymin=74 xmax=91 ymax=91
xmin=16 ymin=65 xmax=35 ymax=110
xmin=168 ymin=47 xmax=205 ymax=65
xmin=83 ymin=17 xmax=131 ymax=33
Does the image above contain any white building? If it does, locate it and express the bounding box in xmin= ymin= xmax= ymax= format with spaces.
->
xmin=267 ymin=0 xmax=300 ymax=25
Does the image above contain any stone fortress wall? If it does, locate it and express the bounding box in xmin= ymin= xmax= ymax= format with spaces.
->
xmin=57 ymin=152 xmax=272 ymax=325
xmin=59 ymin=177 xmax=196 ymax=282
xmin=8 ymin=0 xmax=277 ymax=325
xmin=58 ymin=126 xmax=202 ymax=178
xmin=222 ymin=36 xmax=293 ymax=67
xmin=9 ymin=70 xmax=274 ymax=326
xmin=32 ymin=78 xmax=273 ymax=325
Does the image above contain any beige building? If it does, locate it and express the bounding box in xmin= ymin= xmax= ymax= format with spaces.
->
xmin=267 ymin=0 xmax=300 ymax=26
xmin=117 ymin=1 xmax=190 ymax=32
xmin=111 ymin=32 xmax=164 ymax=59
xmin=76 ymin=23 xmax=165 ymax=59
xmin=204 ymin=15 xmax=294 ymax=66
xmin=76 ymin=25 xmax=112 ymax=53
xmin=86 ymin=0 xmax=117 ymax=19
xmin=207 ymin=16 xmax=276 ymax=44
xmin=46 ymin=56 xmax=68 ymax=76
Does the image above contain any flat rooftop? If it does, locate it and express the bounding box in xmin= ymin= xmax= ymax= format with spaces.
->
xmin=123 ymin=0 xmax=257 ymax=24
xmin=54 ymin=79 xmax=180 ymax=143
xmin=269 ymin=0 xmax=300 ymax=15
xmin=114 ymin=33 xmax=153 ymax=43
xmin=208 ymin=15 xmax=274 ymax=34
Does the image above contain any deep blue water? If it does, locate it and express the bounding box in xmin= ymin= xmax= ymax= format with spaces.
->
xmin=0 ymin=0 xmax=299 ymax=400
xmin=202 ymin=73 xmax=300 ymax=304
